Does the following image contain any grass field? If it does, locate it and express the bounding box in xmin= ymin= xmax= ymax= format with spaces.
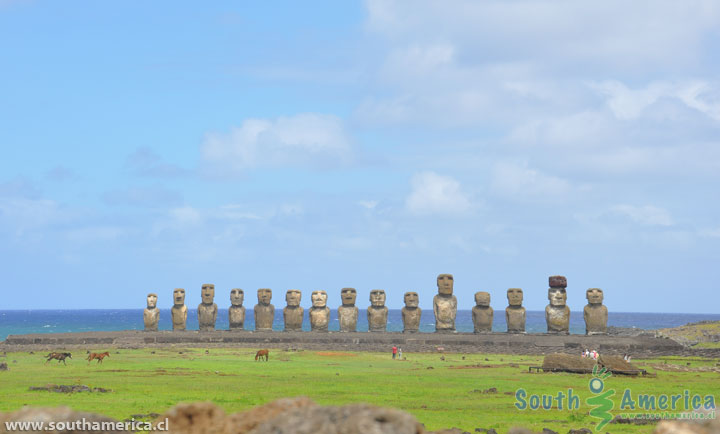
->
xmin=0 ymin=348 xmax=717 ymax=433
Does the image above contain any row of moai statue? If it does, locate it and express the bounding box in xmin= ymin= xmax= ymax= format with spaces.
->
xmin=143 ymin=275 xmax=608 ymax=335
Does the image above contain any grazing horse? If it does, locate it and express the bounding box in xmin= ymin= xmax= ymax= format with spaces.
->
xmin=87 ymin=352 xmax=111 ymax=364
xmin=254 ymin=349 xmax=269 ymax=361
xmin=45 ymin=352 xmax=72 ymax=365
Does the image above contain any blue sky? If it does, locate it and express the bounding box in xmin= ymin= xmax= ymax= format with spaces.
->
xmin=1 ymin=1 xmax=719 ymax=313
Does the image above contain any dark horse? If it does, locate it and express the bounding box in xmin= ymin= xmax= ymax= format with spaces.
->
xmin=87 ymin=352 xmax=111 ymax=364
xmin=255 ymin=349 xmax=269 ymax=361
xmin=45 ymin=352 xmax=72 ymax=365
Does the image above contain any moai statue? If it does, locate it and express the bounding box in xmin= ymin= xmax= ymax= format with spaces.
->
xmin=433 ymin=274 xmax=457 ymax=332
xmin=283 ymin=289 xmax=304 ymax=332
xmin=143 ymin=293 xmax=159 ymax=331
xmin=229 ymin=288 xmax=246 ymax=330
xmin=367 ymin=289 xmax=388 ymax=332
xmin=171 ymin=288 xmax=188 ymax=331
xmin=309 ymin=290 xmax=330 ymax=332
xmin=472 ymin=291 xmax=493 ymax=333
xmin=505 ymin=288 xmax=526 ymax=333
xmin=337 ymin=288 xmax=358 ymax=332
xmin=254 ymin=288 xmax=275 ymax=332
xmin=584 ymin=288 xmax=608 ymax=335
xmin=545 ymin=275 xmax=570 ymax=334
xmin=198 ymin=283 xmax=218 ymax=331
xmin=401 ymin=292 xmax=421 ymax=333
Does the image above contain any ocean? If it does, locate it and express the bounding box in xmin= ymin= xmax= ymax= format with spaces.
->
xmin=1 ymin=310 xmax=719 ymax=341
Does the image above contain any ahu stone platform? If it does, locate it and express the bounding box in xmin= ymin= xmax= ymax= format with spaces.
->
xmin=0 ymin=330 xmax=693 ymax=356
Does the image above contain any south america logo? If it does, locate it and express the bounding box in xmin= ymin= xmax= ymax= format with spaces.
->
xmin=587 ymin=365 xmax=615 ymax=431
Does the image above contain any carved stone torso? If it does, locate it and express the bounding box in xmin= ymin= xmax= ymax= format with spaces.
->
xmin=584 ymin=304 xmax=608 ymax=335
xmin=143 ymin=308 xmax=159 ymax=331
xmin=198 ymin=303 xmax=218 ymax=331
xmin=229 ymin=306 xmax=246 ymax=330
xmin=505 ymin=306 xmax=526 ymax=333
xmin=433 ymin=294 xmax=457 ymax=332
xmin=367 ymin=306 xmax=388 ymax=332
xmin=283 ymin=306 xmax=304 ymax=331
xmin=472 ymin=306 xmax=493 ymax=333
xmin=254 ymin=304 xmax=275 ymax=331
xmin=545 ymin=305 xmax=570 ymax=334
xmin=309 ymin=307 xmax=330 ymax=332
xmin=171 ymin=305 xmax=188 ymax=331
xmin=401 ymin=307 xmax=421 ymax=333
xmin=337 ymin=305 xmax=358 ymax=332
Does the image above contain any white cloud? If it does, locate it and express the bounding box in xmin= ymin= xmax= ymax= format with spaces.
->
xmin=358 ymin=200 xmax=378 ymax=209
xmin=63 ymin=226 xmax=124 ymax=243
xmin=366 ymin=0 xmax=720 ymax=71
xmin=357 ymin=0 xmax=720 ymax=132
xmin=596 ymin=80 xmax=720 ymax=121
xmin=611 ymin=204 xmax=674 ymax=226
xmin=405 ymin=171 xmax=473 ymax=215
xmin=490 ymin=162 xmax=572 ymax=200
xmin=698 ymin=227 xmax=720 ymax=238
xmin=0 ymin=197 xmax=68 ymax=234
xmin=509 ymin=110 xmax=612 ymax=147
xmin=125 ymin=147 xmax=190 ymax=178
xmin=201 ymin=113 xmax=352 ymax=174
xmin=169 ymin=206 xmax=202 ymax=226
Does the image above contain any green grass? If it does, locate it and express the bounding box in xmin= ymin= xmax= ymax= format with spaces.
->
xmin=0 ymin=349 xmax=717 ymax=433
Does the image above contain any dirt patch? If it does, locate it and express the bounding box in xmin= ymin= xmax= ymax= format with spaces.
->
xmin=649 ymin=363 xmax=720 ymax=373
xmin=29 ymin=384 xmax=112 ymax=393
xmin=449 ymin=364 xmax=496 ymax=369
xmin=315 ymin=352 xmax=358 ymax=357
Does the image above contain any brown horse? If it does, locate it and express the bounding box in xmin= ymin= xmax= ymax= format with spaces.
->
xmin=87 ymin=352 xmax=111 ymax=364
xmin=254 ymin=349 xmax=269 ymax=361
xmin=45 ymin=352 xmax=72 ymax=365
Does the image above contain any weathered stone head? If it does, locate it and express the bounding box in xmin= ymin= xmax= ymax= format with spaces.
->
xmin=340 ymin=288 xmax=357 ymax=306
xmin=258 ymin=288 xmax=272 ymax=306
xmin=402 ymin=291 xmax=421 ymax=333
xmin=338 ymin=288 xmax=359 ymax=332
xmin=586 ymin=288 xmax=604 ymax=305
xmin=475 ymin=291 xmax=491 ymax=307
xmin=546 ymin=275 xmax=570 ymax=334
xmin=171 ymin=288 xmax=188 ymax=331
xmin=369 ymin=289 xmax=386 ymax=307
xmin=230 ymin=288 xmax=244 ymax=307
xmin=548 ymin=276 xmax=567 ymax=307
xmin=472 ymin=291 xmax=493 ymax=333
xmin=173 ymin=288 xmax=186 ymax=306
xmin=505 ymin=287 xmax=526 ymax=334
xmin=437 ymin=274 xmax=454 ymax=296
xmin=283 ymin=289 xmax=304 ymax=332
xmin=311 ymin=290 xmax=328 ymax=308
xmin=507 ymin=288 xmax=523 ymax=307
xmin=201 ymin=284 xmax=215 ymax=304
xmin=146 ymin=293 xmax=158 ymax=309
xmin=584 ymin=287 xmax=608 ymax=335
xmin=404 ymin=292 xmax=419 ymax=308
xmin=286 ymin=289 xmax=301 ymax=307
xmin=144 ymin=293 xmax=160 ymax=331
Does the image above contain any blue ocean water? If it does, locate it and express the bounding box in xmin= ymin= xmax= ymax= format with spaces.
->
xmin=1 ymin=310 xmax=719 ymax=341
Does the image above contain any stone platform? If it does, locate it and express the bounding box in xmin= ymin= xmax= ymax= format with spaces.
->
xmin=0 ymin=330 xmax=696 ymax=356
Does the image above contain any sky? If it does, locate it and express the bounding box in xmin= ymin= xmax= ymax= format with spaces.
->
xmin=1 ymin=1 xmax=719 ymax=313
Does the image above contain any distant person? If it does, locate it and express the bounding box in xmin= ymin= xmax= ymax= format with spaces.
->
xmin=627 ymin=354 xmax=632 ymax=362
xmin=392 ymin=345 xmax=397 ymax=359
xmin=398 ymin=348 xmax=402 ymax=360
